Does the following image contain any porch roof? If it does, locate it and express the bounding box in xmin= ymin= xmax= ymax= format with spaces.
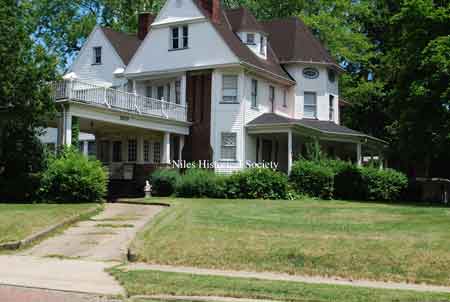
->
xmin=246 ymin=113 xmax=387 ymax=145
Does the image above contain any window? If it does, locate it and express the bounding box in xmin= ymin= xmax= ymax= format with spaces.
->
xmin=93 ymin=47 xmax=102 ymax=64
xmin=251 ymin=79 xmax=258 ymax=108
xmin=144 ymin=141 xmax=150 ymax=162
xmin=222 ymin=75 xmax=238 ymax=103
xmin=175 ymin=80 xmax=181 ymax=104
xmin=269 ymin=86 xmax=275 ymax=112
xmin=329 ymin=95 xmax=335 ymax=121
xmin=153 ymin=142 xmax=161 ymax=163
xmin=157 ymin=86 xmax=164 ymax=100
xmin=328 ymin=69 xmax=336 ymax=83
xmin=304 ymin=92 xmax=317 ymax=119
xmin=221 ymin=133 xmax=237 ymax=160
xmin=166 ymin=83 xmax=171 ymax=102
xmin=303 ymin=67 xmax=319 ymax=79
xmin=112 ymin=141 xmax=122 ymax=162
xmin=88 ymin=142 xmax=96 ymax=157
xmin=259 ymin=35 xmax=266 ymax=55
xmin=246 ymin=33 xmax=255 ymax=45
xmin=283 ymin=90 xmax=287 ymax=107
xmin=128 ymin=139 xmax=137 ymax=162
xmin=146 ymin=86 xmax=153 ymax=98
xmin=170 ymin=25 xmax=188 ymax=50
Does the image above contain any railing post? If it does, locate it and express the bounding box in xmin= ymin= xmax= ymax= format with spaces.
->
xmin=68 ymin=79 xmax=74 ymax=99
xmin=104 ymin=87 xmax=111 ymax=108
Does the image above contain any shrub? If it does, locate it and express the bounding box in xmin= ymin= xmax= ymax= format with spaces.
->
xmin=290 ymin=160 xmax=334 ymax=199
xmin=175 ymin=169 xmax=220 ymax=198
xmin=151 ymin=169 xmax=180 ymax=197
xmin=334 ymin=165 xmax=366 ymax=200
xmin=40 ymin=148 xmax=107 ymax=203
xmin=335 ymin=165 xmax=408 ymax=202
xmin=362 ymin=167 xmax=408 ymax=201
xmin=225 ymin=168 xmax=288 ymax=200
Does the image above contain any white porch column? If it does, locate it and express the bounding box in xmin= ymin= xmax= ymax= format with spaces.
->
xmin=62 ymin=107 xmax=72 ymax=146
xmin=179 ymin=135 xmax=185 ymax=161
xmin=137 ymin=136 xmax=145 ymax=163
xmin=288 ymin=130 xmax=293 ymax=175
xmin=356 ymin=143 xmax=362 ymax=167
xmin=163 ymin=132 xmax=171 ymax=164
xmin=83 ymin=141 xmax=89 ymax=156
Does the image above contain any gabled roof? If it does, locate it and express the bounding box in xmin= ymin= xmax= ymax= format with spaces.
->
xmin=101 ymin=27 xmax=144 ymax=65
xmin=262 ymin=17 xmax=338 ymax=66
xmin=247 ymin=113 xmax=386 ymax=143
xmin=225 ymin=7 xmax=266 ymax=34
xmin=191 ymin=1 xmax=293 ymax=83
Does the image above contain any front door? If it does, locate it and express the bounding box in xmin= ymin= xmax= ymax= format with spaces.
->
xmin=262 ymin=139 xmax=273 ymax=162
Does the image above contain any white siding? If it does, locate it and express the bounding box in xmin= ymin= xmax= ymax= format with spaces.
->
xmin=284 ymin=63 xmax=340 ymax=123
xmin=153 ymin=0 xmax=205 ymax=26
xmin=68 ymin=27 xmax=126 ymax=87
xmin=126 ymin=20 xmax=238 ymax=76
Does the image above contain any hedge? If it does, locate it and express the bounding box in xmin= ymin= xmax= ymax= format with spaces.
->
xmin=151 ymin=169 xmax=180 ymax=197
xmin=175 ymin=169 xmax=223 ymax=198
xmin=290 ymin=160 xmax=334 ymax=199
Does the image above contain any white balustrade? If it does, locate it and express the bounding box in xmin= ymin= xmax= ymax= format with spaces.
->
xmin=52 ymin=79 xmax=187 ymax=122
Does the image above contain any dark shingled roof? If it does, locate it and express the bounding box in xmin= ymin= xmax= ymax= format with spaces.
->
xmin=191 ymin=1 xmax=293 ymax=82
xmin=247 ymin=113 xmax=379 ymax=139
xmin=262 ymin=17 xmax=337 ymax=66
xmin=225 ymin=7 xmax=266 ymax=34
xmin=101 ymin=27 xmax=145 ymax=65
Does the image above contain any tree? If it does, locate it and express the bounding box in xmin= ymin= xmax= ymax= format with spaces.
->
xmin=0 ymin=0 xmax=58 ymax=200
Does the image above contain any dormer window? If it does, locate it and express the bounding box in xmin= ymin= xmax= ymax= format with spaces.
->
xmin=93 ymin=47 xmax=102 ymax=65
xmin=170 ymin=25 xmax=188 ymax=50
xmin=260 ymin=35 xmax=266 ymax=56
xmin=246 ymin=33 xmax=255 ymax=45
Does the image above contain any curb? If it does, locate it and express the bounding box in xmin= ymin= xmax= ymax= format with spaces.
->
xmin=116 ymin=201 xmax=171 ymax=207
xmin=0 ymin=204 xmax=103 ymax=251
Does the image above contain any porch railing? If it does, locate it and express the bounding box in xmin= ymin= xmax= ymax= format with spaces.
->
xmin=52 ymin=79 xmax=187 ymax=122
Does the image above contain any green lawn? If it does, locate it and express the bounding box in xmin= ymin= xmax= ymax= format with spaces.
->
xmin=110 ymin=269 xmax=450 ymax=302
xmin=0 ymin=203 xmax=100 ymax=244
xmin=131 ymin=198 xmax=450 ymax=286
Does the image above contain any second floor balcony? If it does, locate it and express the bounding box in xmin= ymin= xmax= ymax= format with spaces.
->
xmin=53 ymin=79 xmax=187 ymax=123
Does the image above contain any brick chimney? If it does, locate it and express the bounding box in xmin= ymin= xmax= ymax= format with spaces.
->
xmin=199 ymin=0 xmax=220 ymax=24
xmin=138 ymin=12 xmax=152 ymax=40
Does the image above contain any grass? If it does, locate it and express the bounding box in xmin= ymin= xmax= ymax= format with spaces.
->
xmin=0 ymin=203 xmax=99 ymax=244
xmin=110 ymin=269 xmax=450 ymax=302
xmin=131 ymin=198 xmax=450 ymax=286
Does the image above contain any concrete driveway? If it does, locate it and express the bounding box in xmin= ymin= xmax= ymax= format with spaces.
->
xmin=21 ymin=203 xmax=164 ymax=262
xmin=0 ymin=203 xmax=164 ymax=298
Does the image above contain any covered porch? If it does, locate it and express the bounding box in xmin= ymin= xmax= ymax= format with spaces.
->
xmin=246 ymin=113 xmax=387 ymax=174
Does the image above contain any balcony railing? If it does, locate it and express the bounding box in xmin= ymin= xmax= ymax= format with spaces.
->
xmin=52 ymin=79 xmax=187 ymax=122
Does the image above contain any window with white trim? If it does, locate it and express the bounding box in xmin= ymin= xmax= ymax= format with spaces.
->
xmin=260 ymin=35 xmax=266 ymax=56
xmin=283 ymin=90 xmax=287 ymax=107
xmin=304 ymin=92 xmax=317 ymax=119
xmin=251 ymin=79 xmax=258 ymax=108
xmin=222 ymin=75 xmax=238 ymax=103
xmin=144 ymin=141 xmax=150 ymax=162
xmin=175 ymin=80 xmax=181 ymax=104
xmin=93 ymin=47 xmax=102 ymax=64
xmin=112 ymin=141 xmax=122 ymax=162
xmin=153 ymin=142 xmax=161 ymax=163
xmin=170 ymin=25 xmax=188 ymax=50
xmin=166 ymin=83 xmax=171 ymax=102
xmin=128 ymin=139 xmax=137 ymax=162
xmin=269 ymin=86 xmax=275 ymax=112
xmin=329 ymin=95 xmax=335 ymax=121
xmin=157 ymin=86 xmax=164 ymax=100
xmin=221 ymin=133 xmax=237 ymax=160
xmin=146 ymin=86 xmax=153 ymax=98
xmin=246 ymin=33 xmax=255 ymax=45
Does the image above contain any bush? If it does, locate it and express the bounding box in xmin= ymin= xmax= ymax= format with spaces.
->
xmin=225 ymin=168 xmax=288 ymax=200
xmin=290 ymin=160 xmax=334 ymax=199
xmin=362 ymin=167 xmax=408 ymax=201
xmin=40 ymin=148 xmax=107 ymax=203
xmin=151 ymin=169 xmax=180 ymax=197
xmin=175 ymin=169 xmax=220 ymax=198
xmin=335 ymin=165 xmax=408 ymax=202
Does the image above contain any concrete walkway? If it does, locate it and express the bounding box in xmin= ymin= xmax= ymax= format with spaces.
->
xmin=0 ymin=203 xmax=164 ymax=298
xmin=123 ymin=263 xmax=450 ymax=294
xmin=21 ymin=203 xmax=164 ymax=262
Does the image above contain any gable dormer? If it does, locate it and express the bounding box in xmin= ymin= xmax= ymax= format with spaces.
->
xmin=225 ymin=7 xmax=268 ymax=60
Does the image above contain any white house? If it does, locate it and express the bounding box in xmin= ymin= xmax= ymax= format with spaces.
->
xmin=52 ymin=0 xmax=385 ymax=188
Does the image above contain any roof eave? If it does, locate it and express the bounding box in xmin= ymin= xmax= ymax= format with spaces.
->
xmin=240 ymin=61 xmax=296 ymax=85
